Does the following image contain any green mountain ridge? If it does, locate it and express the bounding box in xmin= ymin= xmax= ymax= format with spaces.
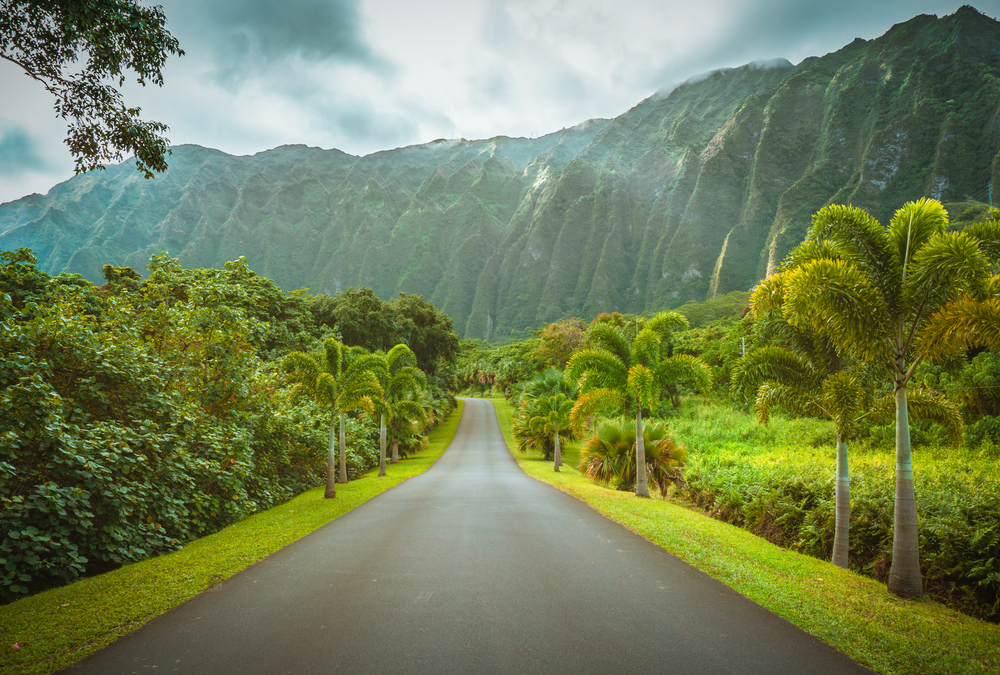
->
xmin=2 ymin=6 xmax=999 ymax=339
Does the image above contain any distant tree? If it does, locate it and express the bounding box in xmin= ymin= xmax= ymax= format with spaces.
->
xmin=534 ymin=318 xmax=586 ymax=369
xmin=391 ymin=292 xmax=460 ymax=376
xmin=309 ymin=287 xmax=399 ymax=354
xmin=0 ymin=0 xmax=184 ymax=177
xmin=567 ymin=312 xmax=711 ymax=497
xmin=377 ymin=344 xmax=429 ymax=468
xmin=282 ymin=339 xmax=386 ymax=497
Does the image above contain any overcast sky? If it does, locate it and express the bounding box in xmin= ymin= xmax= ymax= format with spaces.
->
xmin=1 ymin=0 xmax=997 ymax=205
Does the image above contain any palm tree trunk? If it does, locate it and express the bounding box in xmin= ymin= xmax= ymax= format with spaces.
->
xmin=379 ymin=414 xmax=387 ymax=477
xmin=553 ymin=426 xmax=561 ymax=472
xmin=635 ymin=407 xmax=649 ymax=497
xmin=888 ymin=383 xmax=923 ymax=597
xmin=338 ymin=411 xmax=348 ymax=484
xmin=391 ymin=439 xmax=399 ymax=464
xmin=325 ymin=415 xmax=337 ymax=498
xmin=831 ymin=434 xmax=849 ymax=568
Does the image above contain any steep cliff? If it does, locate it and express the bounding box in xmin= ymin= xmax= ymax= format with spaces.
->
xmin=2 ymin=7 xmax=998 ymax=339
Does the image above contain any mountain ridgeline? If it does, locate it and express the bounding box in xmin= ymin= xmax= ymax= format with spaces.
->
xmin=2 ymin=7 xmax=999 ymax=339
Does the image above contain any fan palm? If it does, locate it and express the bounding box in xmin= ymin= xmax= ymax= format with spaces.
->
xmin=579 ymin=417 xmax=686 ymax=496
xmin=283 ymin=339 xmax=387 ymax=498
xmin=769 ymin=198 xmax=998 ymax=596
xmin=566 ymin=312 xmax=711 ymax=497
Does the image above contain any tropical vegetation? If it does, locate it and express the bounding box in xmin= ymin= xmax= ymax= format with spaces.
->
xmin=0 ymin=249 xmax=456 ymax=603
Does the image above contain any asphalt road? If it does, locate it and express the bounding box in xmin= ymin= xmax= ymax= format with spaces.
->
xmin=63 ymin=398 xmax=872 ymax=675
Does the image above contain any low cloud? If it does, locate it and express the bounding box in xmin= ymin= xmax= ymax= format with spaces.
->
xmin=0 ymin=128 xmax=51 ymax=176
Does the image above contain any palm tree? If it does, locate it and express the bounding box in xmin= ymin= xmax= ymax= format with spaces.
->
xmin=379 ymin=344 xmax=430 ymax=467
xmin=283 ymin=339 xmax=386 ymax=497
xmin=514 ymin=392 xmax=573 ymax=469
xmin=743 ymin=275 xmax=965 ymax=569
xmin=773 ymin=198 xmax=998 ymax=596
xmin=566 ymin=312 xmax=711 ymax=497
xmin=579 ymin=417 xmax=686 ymax=496
xmin=734 ymin=341 xmax=865 ymax=568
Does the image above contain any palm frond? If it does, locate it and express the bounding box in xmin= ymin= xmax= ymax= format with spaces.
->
xmin=570 ymin=388 xmax=623 ymax=436
xmin=731 ymin=346 xmax=816 ymax=400
xmin=905 ymin=230 xmax=991 ymax=323
xmin=750 ymin=273 xmax=785 ymax=317
xmin=960 ymin=217 xmax=1000 ymax=262
xmin=889 ymin=198 xmax=949 ymax=274
xmin=566 ymin=348 xmax=629 ymax=390
xmin=645 ymin=311 xmax=688 ymax=338
xmin=583 ymin=323 xmax=631 ymax=366
xmin=807 ymin=203 xmax=899 ymax=303
xmin=916 ymin=295 xmax=1000 ymax=358
xmin=905 ymin=388 xmax=964 ymax=445
xmin=754 ymin=383 xmax=824 ymax=425
xmin=820 ymin=371 xmax=865 ymax=438
xmin=784 ymin=258 xmax=890 ymax=362
xmin=657 ymin=354 xmax=713 ymax=393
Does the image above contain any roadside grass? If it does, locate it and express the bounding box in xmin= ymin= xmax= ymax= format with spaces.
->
xmin=491 ymin=397 xmax=1000 ymax=675
xmin=0 ymin=401 xmax=463 ymax=675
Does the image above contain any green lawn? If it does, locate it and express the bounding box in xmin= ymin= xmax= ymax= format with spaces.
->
xmin=492 ymin=397 xmax=1000 ymax=675
xmin=0 ymin=401 xmax=463 ymax=675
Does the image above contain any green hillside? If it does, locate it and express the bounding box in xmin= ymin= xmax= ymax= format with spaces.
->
xmin=2 ymin=6 xmax=998 ymax=339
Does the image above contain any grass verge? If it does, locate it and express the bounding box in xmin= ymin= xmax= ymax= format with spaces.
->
xmin=0 ymin=401 xmax=463 ymax=675
xmin=492 ymin=397 xmax=1000 ymax=675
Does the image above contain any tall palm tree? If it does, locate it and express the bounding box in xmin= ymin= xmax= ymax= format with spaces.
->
xmin=566 ymin=312 xmax=711 ymax=497
xmin=379 ymin=344 xmax=429 ymax=467
xmin=772 ymin=198 xmax=998 ymax=596
xmin=283 ymin=339 xmax=386 ymax=497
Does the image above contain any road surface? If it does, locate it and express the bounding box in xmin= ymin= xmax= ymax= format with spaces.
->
xmin=64 ymin=398 xmax=871 ymax=674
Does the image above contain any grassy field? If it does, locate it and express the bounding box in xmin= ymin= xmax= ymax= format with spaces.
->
xmin=492 ymin=397 xmax=1000 ymax=675
xmin=0 ymin=401 xmax=463 ymax=675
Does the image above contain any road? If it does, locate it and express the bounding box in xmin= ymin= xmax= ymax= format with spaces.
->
xmin=64 ymin=398 xmax=872 ymax=674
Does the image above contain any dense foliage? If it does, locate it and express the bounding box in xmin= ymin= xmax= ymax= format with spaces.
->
xmin=0 ymin=250 xmax=457 ymax=602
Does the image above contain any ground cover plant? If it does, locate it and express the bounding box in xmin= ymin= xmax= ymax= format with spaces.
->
xmin=492 ymin=397 xmax=1000 ymax=675
xmin=0 ymin=401 xmax=463 ymax=675
xmin=671 ymin=400 xmax=1000 ymax=619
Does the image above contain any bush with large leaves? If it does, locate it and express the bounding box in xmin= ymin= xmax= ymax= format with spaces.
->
xmin=0 ymin=253 xmax=329 ymax=602
xmin=579 ymin=418 xmax=686 ymax=496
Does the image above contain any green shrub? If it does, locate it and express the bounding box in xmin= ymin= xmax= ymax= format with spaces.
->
xmin=671 ymin=401 xmax=1000 ymax=620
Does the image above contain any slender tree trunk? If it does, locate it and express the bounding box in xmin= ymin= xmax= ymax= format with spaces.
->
xmin=553 ymin=426 xmax=561 ymax=472
xmin=635 ymin=407 xmax=649 ymax=497
xmin=391 ymin=439 xmax=400 ymax=464
xmin=379 ymin=414 xmax=387 ymax=477
xmin=338 ymin=411 xmax=348 ymax=484
xmin=325 ymin=415 xmax=337 ymax=498
xmin=831 ymin=434 xmax=849 ymax=568
xmin=888 ymin=382 xmax=923 ymax=597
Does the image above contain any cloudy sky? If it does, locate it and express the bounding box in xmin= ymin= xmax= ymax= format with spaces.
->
xmin=1 ymin=0 xmax=997 ymax=204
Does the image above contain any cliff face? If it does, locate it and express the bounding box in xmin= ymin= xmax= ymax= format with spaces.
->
xmin=3 ymin=7 xmax=999 ymax=339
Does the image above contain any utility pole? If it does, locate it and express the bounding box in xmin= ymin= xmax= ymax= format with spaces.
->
xmin=741 ymin=336 xmax=746 ymax=357
xmin=990 ymin=181 xmax=993 ymax=208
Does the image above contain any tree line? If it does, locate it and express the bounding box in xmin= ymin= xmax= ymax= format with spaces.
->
xmin=0 ymin=249 xmax=460 ymax=602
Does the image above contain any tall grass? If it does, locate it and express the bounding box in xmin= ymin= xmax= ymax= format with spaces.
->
xmin=671 ymin=400 xmax=1000 ymax=619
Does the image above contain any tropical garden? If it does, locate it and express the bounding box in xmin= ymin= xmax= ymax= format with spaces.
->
xmin=0 ymin=249 xmax=458 ymax=603
xmin=466 ymin=198 xmax=1000 ymax=621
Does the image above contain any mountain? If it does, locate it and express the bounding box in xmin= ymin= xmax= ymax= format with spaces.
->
xmin=2 ymin=6 xmax=999 ymax=340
